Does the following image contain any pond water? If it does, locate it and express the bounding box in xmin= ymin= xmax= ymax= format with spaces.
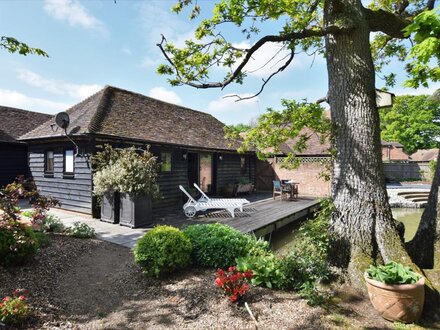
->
xmin=392 ymin=208 xmax=424 ymax=242
xmin=270 ymin=208 xmax=424 ymax=253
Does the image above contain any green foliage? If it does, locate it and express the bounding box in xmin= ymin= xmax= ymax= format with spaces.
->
xmin=182 ymin=223 xmax=269 ymax=269
xmin=403 ymin=7 xmax=440 ymax=88
xmin=134 ymin=225 xmax=192 ymax=277
xmin=158 ymin=0 xmax=324 ymax=88
xmin=225 ymin=99 xmax=331 ymax=163
xmin=380 ymin=95 xmax=440 ymax=154
xmin=236 ymin=253 xmax=287 ymax=289
xmin=366 ymin=261 xmax=421 ymax=284
xmin=0 ymin=289 xmax=32 ymax=326
xmin=0 ymin=220 xmax=39 ymax=266
xmin=0 ymin=36 xmax=48 ymax=57
xmin=224 ymin=123 xmax=251 ymax=135
xmin=41 ymin=214 xmax=64 ymax=233
xmin=34 ymin=231 xmax=50 ymax=248
xmin=92 ymin=145 xmax=160 ymax=198
xmin=280 ymin=199 xmax=333 ymax=304
xmin=21 ymin=210 xmax=34 ymax=218
xmin=65 ymin=222 xmax=96 ymax=239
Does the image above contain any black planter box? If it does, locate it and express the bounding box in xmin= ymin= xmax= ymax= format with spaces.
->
xmin=119 ymin=194 xmax=153 ymax=228
xmin=100 ymin=191 xmax=120 ymax=224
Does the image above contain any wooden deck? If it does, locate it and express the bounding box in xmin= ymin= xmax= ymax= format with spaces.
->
xmin=152 ymin=197 xmax=321 ymax=237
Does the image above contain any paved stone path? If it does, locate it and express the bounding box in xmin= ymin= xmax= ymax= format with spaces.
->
xmin=19 ymin=202 xmax=149 ymax=248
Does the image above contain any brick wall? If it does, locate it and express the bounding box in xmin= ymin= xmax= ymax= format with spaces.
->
xmin=271 ymin=158 xmax=331 ymax=197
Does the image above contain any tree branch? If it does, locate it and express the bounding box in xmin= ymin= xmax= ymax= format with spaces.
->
xmin=224 ymin=48 xmax=296 ymax=101
xmin=157 ymin=25 xmax=349 ymax=90
xmin=316 ymin=96 xmax=328 ymax=104
xmin=363 ymin=8 xmax=411 ymax=38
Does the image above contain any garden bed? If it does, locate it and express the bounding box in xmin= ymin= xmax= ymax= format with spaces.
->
xmin=0 ymin=234 xmax=431 ymax=329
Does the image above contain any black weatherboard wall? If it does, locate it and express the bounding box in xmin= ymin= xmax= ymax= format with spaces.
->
xmin=0 ymin=142 xmax=28 ymax=187
xmin=28 ymin=142 xmax=93 ymax=214
xmin=216 ymin=153 xmax=256 ymax=193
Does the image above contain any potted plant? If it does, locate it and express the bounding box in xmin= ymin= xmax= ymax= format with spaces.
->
xmin=116 ymin=147 xmax=160 ymax=228
xmin=92 ymin=145 xmax=122 ymax=224
xmin=93 ymin=165 xmax=121 ymax=223
xmin=365 ymin=261 xmax=425 ymax=323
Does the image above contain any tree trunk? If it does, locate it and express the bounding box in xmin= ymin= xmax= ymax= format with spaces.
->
xmin=408 ymin=149 xmax=440 ymax=269
xmin=324 ymin=0 xmax=417 ymax=290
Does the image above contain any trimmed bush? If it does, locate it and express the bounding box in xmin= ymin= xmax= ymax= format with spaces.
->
xmin=134 ymin=225 xmax=192 ymax=277
xmin=0 ymin=220 xmax=39 ymax=266
xmin=182 ymin=223 xmax=269 ymax=269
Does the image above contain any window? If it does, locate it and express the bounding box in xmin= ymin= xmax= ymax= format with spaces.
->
xmin=161 ymin=151 xmax=172 ymax=172
xmin=45 ymin=150 xmax=54 ymax=175
xmin=240 ymin=156 xmax=247 ymax=174
xmin=64 ymin=149 xmax=74 ymax=176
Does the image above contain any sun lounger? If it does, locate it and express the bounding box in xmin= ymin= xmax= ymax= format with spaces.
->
xmin=179 ymin=185 xmax=250 ymax=218
xmin=192 ymin=183 xmax=250 ymax=204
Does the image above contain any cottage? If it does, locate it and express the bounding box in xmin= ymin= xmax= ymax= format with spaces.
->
xmin=0 ymin=106 xmax=51 ymax=187
xmin=19 ymin=86 xmax=256 ymax=216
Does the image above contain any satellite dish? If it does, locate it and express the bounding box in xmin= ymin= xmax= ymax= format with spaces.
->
xmin=55 ymin=112 xmax=70 ymax=129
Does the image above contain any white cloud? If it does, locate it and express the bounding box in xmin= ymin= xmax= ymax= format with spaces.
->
xmin=207 ymin=94 xmax=260 ymax=113
xmin=206 ymin=94 xmax=261 ymax=124
xmin=138 ymin=2 xmax=195 ymax=67
xmin=121 ymin=47 xmax=132 ymax=55
xmin=18 ymin=69 xmax=102 ymax=99
xmin=0 ymin=88 xmax=70 ymax=113
xmin=141 ymin=56 xmax=161 ymax=68
xmin=44 ymin=0 xmax=106 ymax=34
xmin=138 ymin=2 xmax=193 ymax=46
xmin=148 ymin=86 xmax=182 ymax=104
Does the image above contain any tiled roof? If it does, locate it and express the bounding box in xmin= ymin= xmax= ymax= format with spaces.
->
xmin=0 ymin=106 xmax=52 ymax=143
xmin=410 ymin=148 xmax=439 ymax=162
xmin=20 ymin=86 xmax=239 ymax=151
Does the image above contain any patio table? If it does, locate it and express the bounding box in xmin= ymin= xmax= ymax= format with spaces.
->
xmin=281 ymin=180 xmax=299 ymax=201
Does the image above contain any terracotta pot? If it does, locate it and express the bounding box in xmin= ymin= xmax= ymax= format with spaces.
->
xmin=364 ymin=273 xmax=425 ymax=323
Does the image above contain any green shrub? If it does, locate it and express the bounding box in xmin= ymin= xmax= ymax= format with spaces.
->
xmin=236 ymin=253 xmax=287 ymax=289
xmin=134 ymin=225 xmax=192 ymax=277
xmin=182 ymin=223 xmax=269 ymax=269
xmin=280 ymin=199 xmax=333 ymax=305
xmin=0 ymin=220 xmax=39 ymax=266
xmin=21 ymin=210 xmax=35 ymax=218
xmin=42 ymin=214 xmax=64 ymax=233
xmin=65 ymin=222 xmax=96 ymax=238
xmin=34 ymin=231 xmax=50 ymax=248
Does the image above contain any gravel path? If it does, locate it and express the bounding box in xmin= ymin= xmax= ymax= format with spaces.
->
xmin=0 ymin=235 xmax=397 ymax=329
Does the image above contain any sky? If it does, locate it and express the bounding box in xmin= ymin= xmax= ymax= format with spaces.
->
xmin=0 ymin=0 xmax=438 ymax=125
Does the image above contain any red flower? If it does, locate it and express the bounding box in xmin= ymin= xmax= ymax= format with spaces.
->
xmin=215 ymin=267 xmax=252 ymax=303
